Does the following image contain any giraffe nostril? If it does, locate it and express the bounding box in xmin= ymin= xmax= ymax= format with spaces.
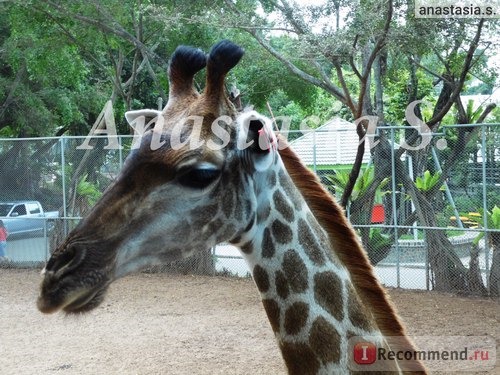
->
xmin=46 ymin=245 xmax=87 ymax=280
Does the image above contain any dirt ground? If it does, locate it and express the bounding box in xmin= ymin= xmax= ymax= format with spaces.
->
xmin=0 ymin=269 xmax=498 ymax=375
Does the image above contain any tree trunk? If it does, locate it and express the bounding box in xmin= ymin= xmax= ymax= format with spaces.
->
xmin=468 ymin=244 xmax=488 ymax=296
xmin=397 ymin=159 xmax=468 ymax=292
xmin=425 ymin=229 xmax=467 ymax=292
xmin=488 ymin=233 xmax=500 ymax=297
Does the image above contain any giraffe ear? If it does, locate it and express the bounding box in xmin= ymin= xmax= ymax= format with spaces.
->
xmin=125 ymin=109 xmax=162 ymax=127
xmin=236 ymin=111 xmax=277 ymax=172
xmin=125 ymin=109 xmax=162 ymax=148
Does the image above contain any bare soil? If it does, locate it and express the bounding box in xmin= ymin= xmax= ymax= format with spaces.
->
xmin=0 ymin=269 xmax=498 ymax=374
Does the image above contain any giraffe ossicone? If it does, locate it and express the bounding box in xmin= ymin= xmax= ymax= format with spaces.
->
xmin=37 ymin=40 xmax=427 ymax=374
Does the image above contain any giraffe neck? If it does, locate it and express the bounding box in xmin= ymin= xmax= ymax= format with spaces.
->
xmin=232 ymin=162 xmax=383 ymax=374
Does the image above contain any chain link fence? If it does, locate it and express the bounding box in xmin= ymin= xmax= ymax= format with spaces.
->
xmin=0 ymin=123 xmax=499 ymax=295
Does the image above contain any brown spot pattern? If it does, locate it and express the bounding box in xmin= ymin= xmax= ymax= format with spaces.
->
xmin=244 ymin=199 xmax=253 ymax=218
xmin=309 ymin=316 xmax=341 ymax=364
xmin=297 ymin=218 xmax=325 ymax=265
xmin=242 ymin=213 xmax=255 ymax=233
xmin=220 ymin=223 xmax=236 ymax=240
xmin=253 ymin=265 xmax=270 ymax=293
xmin=261 ymin=228 xmax=275 ymax=258
xmin=278 ymin=170 xmax=302 ymax=211
xmin=313 ymin=271 xmax=344 ymax=321
xmin=346 ymin=330 xmax=357 ymax=340
xmin=240 ymin=241 xmax=253 ymax=254
xmin=262 ymin=299 xmax=280 ymax=333
xmin=273 ymin=190 xmax=295 ymax=222
xmin=256 ymin=202 xmax=271 ymax=224
xmin=280 ymin=342 xmax=320 ymax=375
xmin=282 ymin=250 xmax=308 ymax=293
xmin=229 ymin=234 xmax=241 ymax=244
xmin=284 ymin=302 xmax=309 ymax=335
xmin=268 ymin=172 xmax=277 ymax=187
xmin=347 ymin=284 xmax=375 ymax=331
xmin=271 ymin=219 xmax=293 ymax=244
xmin=275 ymin=270 xmax=289 ymax=299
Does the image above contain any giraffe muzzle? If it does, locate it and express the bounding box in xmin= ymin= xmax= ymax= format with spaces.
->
xmin=43 ymin=245 xmax=87 ymax=281
xmin=37 ymin=245 xmax=111 ymax=314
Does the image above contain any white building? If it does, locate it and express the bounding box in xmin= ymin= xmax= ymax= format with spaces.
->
xmin=289 ymin=117 xmax=371 ymax=171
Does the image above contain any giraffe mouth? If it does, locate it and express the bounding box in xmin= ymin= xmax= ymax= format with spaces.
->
xmin=37 ymin=240 xmax=118 ymax=314
xmin=37 ymin=269 xmax=111 ymax=315
xmin=61 ymin=283 xmax=110 ymax=314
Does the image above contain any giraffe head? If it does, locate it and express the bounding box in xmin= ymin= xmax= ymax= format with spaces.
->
xmin=37 ymin=40 xmax=428 ymax=373
xmin=37 ymin=41 xmax=279 ymax=314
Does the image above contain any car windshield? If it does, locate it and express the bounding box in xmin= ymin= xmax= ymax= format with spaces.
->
xmin=0 ymin=204 xmax=14 ymax=216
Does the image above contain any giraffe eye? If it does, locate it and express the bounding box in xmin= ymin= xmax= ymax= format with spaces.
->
xmin=177 ymin=167 xmax=221 ymax=189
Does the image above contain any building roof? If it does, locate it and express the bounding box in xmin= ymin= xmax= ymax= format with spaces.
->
xmin=460 ymin=92 xmax=500 ymax=110
xmin=289 ymin=117 xmax=372 ymax=167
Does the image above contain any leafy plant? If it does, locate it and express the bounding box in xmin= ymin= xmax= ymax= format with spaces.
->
xmin=415 ymin=170 xmax=442 ymax=192
xmin=469 ymin=206 xmax=500 ymax=246
xmin=77 ymin=174 xmax=102 ymax=207
xmin=366 ymin=228 xmax=394 ymax=265
xmin=465 ymin=99 xmax=485 ymax=124
xmin=325 ymin=166 xmax=389 ymax=203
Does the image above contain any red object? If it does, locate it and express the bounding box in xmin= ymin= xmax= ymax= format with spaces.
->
xmin=371 ymin=204 xmax=385 ymax=223
xmin=353 ymin=342 xmax=377 ymax=365
xmin=0 ymin=227 xmax=7 ymax=241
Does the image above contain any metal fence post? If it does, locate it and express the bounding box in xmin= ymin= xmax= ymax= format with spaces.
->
xmin=423 ymin=230 xmax=429 ymax=290
xmin=312 ymin=130 xmax=317 ymax=174
xmin=431 ymin=147 xmax=463 ymax=229
xmin=118 ymin=135 xmax=123 ymax=170
xmin=390 ymin=128 xmax=400 ymax=288
xmin=481 ymin=124 xmax=490 ymax=288
xmin=60 ymin=137 xmax=68 ymax=237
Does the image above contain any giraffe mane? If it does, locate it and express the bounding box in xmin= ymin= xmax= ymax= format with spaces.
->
xmin=278 ymin=138 xmax=426 ymax=372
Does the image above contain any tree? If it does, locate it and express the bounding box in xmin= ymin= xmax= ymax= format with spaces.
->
xmin=1 ymin=0 xmax=498 ymax=289
xmin=218 ymin=0 xmax=498 ymax=293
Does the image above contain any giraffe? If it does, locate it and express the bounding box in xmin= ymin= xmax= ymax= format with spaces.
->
xmin=37 ymin=40 xmax=427 ymax=374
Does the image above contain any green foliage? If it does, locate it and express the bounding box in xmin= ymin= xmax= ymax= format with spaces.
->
xmin=0 ymin=1 xmax=109 ymax=136
xmin=232 ymin=36 xmax=318 ymax=112
xmin=1 ymin=0 xmax=496 ymax=140
xmin=384 ymin=69 xmax=434 ymax=124
xmin=415 ymin=170 xmax=442 ymax=192
xmin=326 ymin=166 xmax=389 ymax=203
xmin=369 ymin=228 xmax=392 ymax=250
xmin=366 ymin=228 xmax=394 ymax=265
xmin=266 ymin=90 xmax=307 ymax=131
xmin=77 ymin=174 xmax=102 ymax=207
xmin=470 ymin=206 xmax=500 ymax=245
xmin=452 ymin=195 xmax=479 ymax=213
xmin=466 ymin=82 xmax=495 ymax=95
xmin=491 ymin=206 xmax=500 ymax=228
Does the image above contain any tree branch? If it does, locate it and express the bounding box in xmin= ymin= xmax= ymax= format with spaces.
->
xmin=332 ymin=61 xmax=356 ymax=114
xmin=0 ymin=64 xmax=25 ymax=123
xmin=395 ymin=19 xmax=486 ymax=161
xmin=426 ymin=19 xmax=484 ymax=127
xmin=39 ymin=0 xmax=167 ymax=66
xmin=409 ymin=56 xmax=450 ymax=83
xmin=349 ymin=35 xmax=362 ymax=80
xmin=356 ymin=0 xmax=392 ymax=117
xmin=223 ymin=0 xmax=348 ymax=105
